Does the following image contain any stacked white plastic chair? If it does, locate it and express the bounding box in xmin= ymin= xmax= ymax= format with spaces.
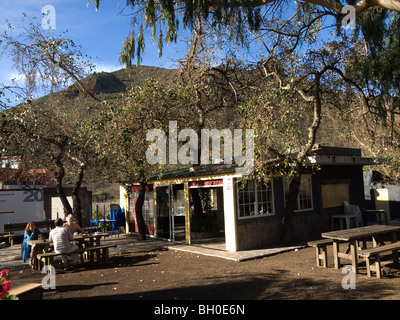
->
xmin=344 ymin=201 xmax=363 ymax=227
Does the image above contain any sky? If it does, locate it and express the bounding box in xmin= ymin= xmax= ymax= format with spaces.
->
xmin=0 ymin=0 xmax=348 ymax=105
xmin=0 ymin=0 xmax=187 ymax=101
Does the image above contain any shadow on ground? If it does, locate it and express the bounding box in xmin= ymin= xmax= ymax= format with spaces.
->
xmin=52 ymin=269 xmax=396 ymax=300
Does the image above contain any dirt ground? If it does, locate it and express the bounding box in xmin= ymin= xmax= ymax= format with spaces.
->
xmin=7 ymin=240 xmax=400 ymax=301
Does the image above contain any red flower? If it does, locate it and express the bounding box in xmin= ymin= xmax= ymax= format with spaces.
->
xmin=0 ymin=280 xmax=11 ymax=298
xmin=2 ymin=280 xmax=11 ymax=291
xmin=0 ymin=270 xmax=10 ymax=280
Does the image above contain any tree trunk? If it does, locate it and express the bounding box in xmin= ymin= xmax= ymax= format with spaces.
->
xmin=135 ymin=180 xmax=148 ymax=240
xmin=280 ymin=69 xmax=323 ymax=245
xmin=71 ymin=164 xmax=85 ymax=226
xmin=55 ymin=154 xmax=73 ymax=218
xmin=189 ymin=121 xmax=205 ymax=217
xmin=281 ymin=174 xmax=301 ymax=245
xmin=190 ymin=188 xmax=204 ymax=216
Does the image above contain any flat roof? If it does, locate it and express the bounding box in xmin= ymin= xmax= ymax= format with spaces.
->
xmin=148 ymin=163 xmax=238 ymax=181
xmin=127 ymin=146 xmax=386 ymax=184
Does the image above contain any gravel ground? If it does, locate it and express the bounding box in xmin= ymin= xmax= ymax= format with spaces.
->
xmin=5 ymin=241 xmax=400 ymax=301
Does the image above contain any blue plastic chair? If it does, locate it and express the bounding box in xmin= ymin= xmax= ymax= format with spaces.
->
xmin=110 ymin=204 xmax=126 ymax=237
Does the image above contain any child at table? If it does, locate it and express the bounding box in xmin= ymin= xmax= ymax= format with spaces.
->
xmin=21 ymin=221 xmax=43 ymax=270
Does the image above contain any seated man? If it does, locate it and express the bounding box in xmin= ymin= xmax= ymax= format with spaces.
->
xmin=49 ymin=218 xmax=79 ymax=270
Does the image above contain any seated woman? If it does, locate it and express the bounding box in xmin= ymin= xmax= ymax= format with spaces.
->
xmin=21 ymin=221 xmax=42 ymax=270
xmin=64 ymin=214 xmax=87 ymax=249
xmin=64 ymin=214 xmax=86 ymax=235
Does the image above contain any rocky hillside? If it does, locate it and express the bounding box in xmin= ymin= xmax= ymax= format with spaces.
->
xmin=33 ymin=65 xmax=175 ymax=105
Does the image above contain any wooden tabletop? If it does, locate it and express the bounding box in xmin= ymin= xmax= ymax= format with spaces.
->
xmin=27 ymin=233 xmax=109 ymax=246
xmin=76 ymin=232 xmax=109 ymax=239
xmin=321 ymin=224 xmax=400 ymax=241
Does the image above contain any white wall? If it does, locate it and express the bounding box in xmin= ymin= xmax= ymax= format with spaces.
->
xmin=50 ymin=196 xmax=73 ymax=221
xmin=0 ymin=190 xmax=44 ymax=234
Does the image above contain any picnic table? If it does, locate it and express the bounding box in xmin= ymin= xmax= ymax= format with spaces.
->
xmin=321 ymin=225 xmax=400 ymax=274
xmin=28 ymin=232 xmax=111 ymax=269
xmin=28 ymin=232 xmax=109 ymax=251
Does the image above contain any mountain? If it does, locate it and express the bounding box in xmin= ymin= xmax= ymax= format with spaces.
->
xmin=63 ymin=71 xmax=126 ymax=99
xmin=34 ymin=65 xmax=176 ymax=105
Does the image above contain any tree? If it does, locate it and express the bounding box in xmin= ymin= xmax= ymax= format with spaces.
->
xmin=0 ymin=17 xmax=98 ymax=224
xmin=91 ymin=79 xmax=193 ymax=240
xmin=0 ymin=95 xmax=99 ymax=224
xmin=90 ymin=0 xmax=400 ymax=65
xmin=89 ymin=1 xmax=400 ymax=244
xmin=229 ymin=9 xmax=379 ymax=242
xmin=326 ymin=12 xmax=400 ymax=182
xmin=1 ymin=15 xmax=98 ymax=103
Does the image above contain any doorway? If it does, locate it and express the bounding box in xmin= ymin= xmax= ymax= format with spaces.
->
xmin=155 ymin=184 xmax=186 ymax=241
xmin=156 ymin=185 xmax=172 ymax=240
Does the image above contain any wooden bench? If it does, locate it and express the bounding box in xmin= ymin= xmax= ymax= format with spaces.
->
xmin=80 ymin=244 xmax=117 ymax=264
xmin=37 ymin=244 xmax=117 ymax=268
xmin=308 ymin=239 xmax=334 ymax=267
xmin=9 ymin=283 xmax=43 ymax=300
xmin=358 ymin=241 xmax=400 ymax=278
xmin=1 ymin=220 xmax=54 ymax=246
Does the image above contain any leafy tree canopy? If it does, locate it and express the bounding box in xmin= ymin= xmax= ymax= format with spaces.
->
xmin=89 ymin=0 xmax=400 ymax=65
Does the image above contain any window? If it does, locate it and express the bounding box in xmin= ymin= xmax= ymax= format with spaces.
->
xmin=237 ymin=179 xmax=274 ymax=218
xmin=129 ymin=192 xmax=154 ymax=226
xmin=284 ymin=176 xmax=313 ymax=211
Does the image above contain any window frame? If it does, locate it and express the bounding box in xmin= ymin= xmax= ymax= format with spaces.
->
xmin=236 ymin=178 xmax=275 ymax=219
xmin=283 ymin=175 xmax=314 ymax=212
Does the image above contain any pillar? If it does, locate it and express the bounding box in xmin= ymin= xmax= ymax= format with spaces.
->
xmin=223 ymin=177 xmax=238 ymax=252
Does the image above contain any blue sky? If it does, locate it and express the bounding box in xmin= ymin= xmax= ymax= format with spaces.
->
xmin=0 ymin=0 xmax=186 ymax=98
xmin=0 ymin=0 xmax=347 ymax=104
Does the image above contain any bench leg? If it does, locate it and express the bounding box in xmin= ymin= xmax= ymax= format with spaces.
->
xmin=366 ymin=255 xmax=382 ymax=278
xmin=333 ymin=241 xmax=340 ymax=269
xmin=315 ymin=247 xmax=320 ymax=266
xmin=95 ymin=249 xmax=100 ymax=263
xmin=89 ymin=251 xmax=95 ymax=263
xmin=38 ymin=257 xmax=51 ymax=271
xmin=350 ymin=240 xmax=359 ymax=274
xmin=392 ymin=250 xmax=399 ymax=267
xmin=102 ymin=248 xmax=109 ymax=264
xmin=316 ymin=245 xmax=328 ymax=267
xmin=365 ymin=257 xmax=372 ymax=277
xmin=375 ymin=255 xmax=382 ymax=278
xmin=42 ymin=257 xmax=54 ymax=269
xmin=41 ymin=257 xmax=47 ymax=270
xmin=50 ymin=257 xmax=54 ymax=267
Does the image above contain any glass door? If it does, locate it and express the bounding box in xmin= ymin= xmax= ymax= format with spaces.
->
xmin=156 ymin=185 xmax=174 ymax=240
